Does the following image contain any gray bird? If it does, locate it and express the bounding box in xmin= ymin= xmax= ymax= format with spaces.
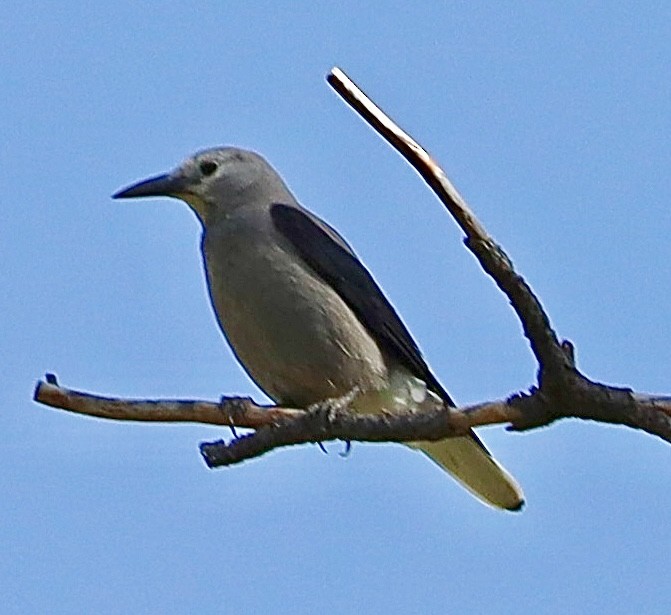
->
xmin=113 ymin=147 xmax=524 ymax=511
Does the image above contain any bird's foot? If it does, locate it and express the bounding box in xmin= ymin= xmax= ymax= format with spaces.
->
xmin=219 ymin=395 xmax=254 ymax=440
xmin=338 ymin=440 xmax=352 ymax=458
xmin=306 ymin=387 xmax=360 ymax=454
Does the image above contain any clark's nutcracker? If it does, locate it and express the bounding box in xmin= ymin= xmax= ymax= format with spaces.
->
xmin=114 ymin=147 xmax=524 ymax=511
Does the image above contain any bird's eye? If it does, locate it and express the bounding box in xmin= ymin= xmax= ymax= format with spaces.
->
xmin=199 ymin=160 xmax=218 ymax=176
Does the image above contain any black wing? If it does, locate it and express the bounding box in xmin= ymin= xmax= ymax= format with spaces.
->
xmin=270 ymin=202 xmax=454 ymax=405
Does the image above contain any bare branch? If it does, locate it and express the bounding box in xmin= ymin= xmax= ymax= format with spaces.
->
xmin=327 ymin=67 xmax=568 ymax=377
xmin=32 ymin=375 xmax=509 ymax=437
xmin=33 ymin=375 xmax=671 ymax=468
xmin=33 ymin=375 xmax=303 ymax=428
xmin=30 ymin=68 xmax=671 ymax=469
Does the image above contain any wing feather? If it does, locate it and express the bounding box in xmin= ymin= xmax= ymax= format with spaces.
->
xmin=270 ymin=203 xmax=453 ymax=404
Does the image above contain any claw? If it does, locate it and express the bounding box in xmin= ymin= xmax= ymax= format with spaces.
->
xmin=338 ymin=440 xmax=352 ymax=458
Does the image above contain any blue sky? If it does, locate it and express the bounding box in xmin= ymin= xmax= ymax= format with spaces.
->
xmin=3 ymin=2 xmax=671 ymax=613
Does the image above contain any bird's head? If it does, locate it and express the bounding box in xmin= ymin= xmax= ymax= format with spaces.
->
xmin=113 ymin=146 xmax=290 ymax=224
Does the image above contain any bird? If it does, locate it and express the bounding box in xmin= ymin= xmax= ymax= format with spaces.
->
xmin=113 ymin=146 xmax=524 ymax=511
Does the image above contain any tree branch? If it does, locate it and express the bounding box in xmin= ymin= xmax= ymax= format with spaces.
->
xmin=31 ymin=67 xmax=671 ymax=468
xmin=33 ymin=375 xmax=303 ymax=428
xmin=326 ymin=67 xmax=568 ymax=378
xmin=33 ymin=374 xmax=671 ymax=468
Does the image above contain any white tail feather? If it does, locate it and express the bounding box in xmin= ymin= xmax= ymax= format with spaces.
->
xmin=410 ymin=436 xmax=524 ymax=511
xmin=352 ymin=370 xmax=525 ymax=511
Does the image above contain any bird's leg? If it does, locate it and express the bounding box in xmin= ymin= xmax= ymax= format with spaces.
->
xmin=306 ymin=386 xmax=361 ymax=454
xmin=219 ymin=395 xmax=255 ymax=440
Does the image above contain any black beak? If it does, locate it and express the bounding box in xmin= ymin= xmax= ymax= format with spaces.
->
xmin=112 ymin=173 xmax=188 ymax=199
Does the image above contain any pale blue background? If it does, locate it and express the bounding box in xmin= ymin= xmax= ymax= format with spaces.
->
xmin=3 ymin=3 xmax=671 ymax=614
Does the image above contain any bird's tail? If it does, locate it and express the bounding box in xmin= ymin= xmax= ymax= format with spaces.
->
xmin=409 ymin=432 xmax=524 ymax=511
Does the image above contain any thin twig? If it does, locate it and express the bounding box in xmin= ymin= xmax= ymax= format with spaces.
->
xmin=327 ymin=67 xmax=568 ymax=377
xmin=33 ymin=377 xmax=303 ymax=428
xmin=33 ymin=375 xmax=509 ymax=434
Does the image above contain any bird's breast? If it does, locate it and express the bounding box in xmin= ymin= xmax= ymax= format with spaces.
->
xmin=201 ymin=223 xmax=388 ymax=407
